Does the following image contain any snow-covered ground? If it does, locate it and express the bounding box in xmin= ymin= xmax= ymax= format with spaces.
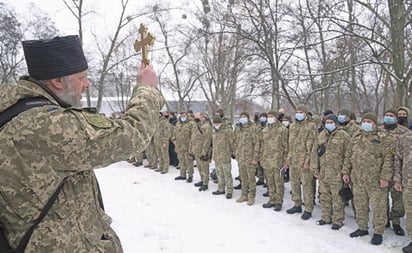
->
xmin=95 ymin=160 xmax=410 ymax=253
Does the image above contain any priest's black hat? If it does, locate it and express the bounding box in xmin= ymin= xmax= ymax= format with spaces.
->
xmin=22 ymin=35 xmax=88 ymax=80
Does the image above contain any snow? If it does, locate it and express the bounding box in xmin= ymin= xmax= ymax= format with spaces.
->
xmin=95 ymin=160 xmax=410 ymax=253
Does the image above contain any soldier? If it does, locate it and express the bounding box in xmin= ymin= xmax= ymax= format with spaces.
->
xmin=337 ymin=108 xmax=360 ymax=137
xmin=233 ymin=112 xmax=260 ymax=205
xmin=211 ymin=116 xmax=234 ymax=198
xmin=255 ymin=112 xmax=268 ymax=186
xmin=285 ymin=104 xmax=317 ymax=220
xmin=168 ymin=111 xmax=179 ymax=168
xmin=311 ymin=114 xmax=349 ymax=230
xmin=342 ymin=112 xmax=393 ymax=245
xmin=281 ymin=115 xmax=292 ymax=128
xmin=398 ymin=107 xmax=411 ymax=129
xmin=258 ymin=111 xmax=289 ymax=211
xmin=379 ymin=109 xmax=409 ymax=235
xmin=173 ymin=112 xmax=196 ymax=182
xmin=190 ymin=112 xmax=213 ymax=191
xmin=0 ymin=35 xmax=163 ymax=252
xmin=154 ymin=111 xmax=172 ymax=174
xmin=394 ymin=131 xmax=412 ymax=253
xmin=215 ymin=108 xmax=232 ymax=129
xmin=144 ymin=136 xmax=157 ymax=170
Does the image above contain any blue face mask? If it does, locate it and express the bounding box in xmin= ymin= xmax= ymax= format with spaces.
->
xmin=361 ymin=122 xmax=373 ymax=132
xmin=295 ymin=113 xmax=305 ymax=121
xmin=259 ymin=117 xmax=267 ymax=123
xmin=180 ymin=117 xmax=187 ymax=122
xmin=267 ymin=118 xmax=275 ymax=124
xmin=239 ymin=118 xmax=248 ymax=125
xmin=337 ymin=115 xmax=346 ymax=123
xmin=384 ymin=116 xmax=396 ymax=125
xmin=324 ymin=123 xmax=336 ymax=132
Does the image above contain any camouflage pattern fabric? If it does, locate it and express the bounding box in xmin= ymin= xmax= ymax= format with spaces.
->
xmin=342 ymin=130 xmax=393 ymax=234
xmin=258 ymin=121 xmax=288 ymax=205
xmin=311 ymin=128 xmax=349 ymax=225
xmin=190 ymin=120 xmax=212 ymax=185
xmin=145 ymin=137 xmax=157 ymax=169
xmin=154 ymin=116 xmax=172 ymax=173
xmin=212 ymin=126 xmax=234 ymax=194
xmin=338 ymin=120 xmax=360 ymax=137
xmin=394 ymin=131 xmax=412 ymax=238
xmin=287 ymin=119 xmax=317 ymax=212
xmin=173 ymin=119 xmax=196 ymax=178
xmin=0 ymin=77 xmax=164 ymax=252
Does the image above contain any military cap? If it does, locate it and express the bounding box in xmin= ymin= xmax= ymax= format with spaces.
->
xmin=296 ymin=104 xmax=309 ymax=115
xmin=212 ymin=116 xmax=223 ymax=123
xmin=362 ymin=112 xmax=377 ymax=124
xmin=384 ymin=109 xmax=398 ymax=118
xmin=240 ymin=111 xmax=249 ymax=118
xmin=22 ymin=35 xmax=88 ymax=80
xmin=325 ymin=114 xmax=338 ymax=124
xmin=267 ymin=110 xmax=277 ymax=117
xmin=338 ymin=108 xmax=351 ymax=117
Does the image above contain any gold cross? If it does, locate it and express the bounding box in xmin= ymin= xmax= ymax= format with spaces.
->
xmin=134 ymin=23 xmax=155 ymax=65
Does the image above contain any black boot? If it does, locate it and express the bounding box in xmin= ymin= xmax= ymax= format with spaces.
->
xmin=371 ymin=233 xmax=383 ymax=245
xmin=286 ymin=206 xmax=302 ymax=214
xmin=273 ymin=204 xmax=282 ymax=212
xmin=234 ymin=183 xmax=241 ymax=190
xmin=331 ymin=223 xmax=343 ymax=230
xmin=349 ymin=229 xmax=368 ymax=238
xmin=256 ymin=180 xmax=264 ymax=186
xmin=199 ymin=185 xmax=208 ymax=191
xmin=262 ymin=202 xmax=276 ymax=208
xmin=174 ymin=176 xmax=186 ymax=180
xmin=186 ymin=177 xmax=193 ymax=183
xmin=212 ymin=190 xmax=225 ymax=195
xmin=393 ymin=224 xmax=405 ymax=236
xmin=301 ymin=211 xmax=312 ymax=220
xmin=262 ymin=192 xmax=269 ymax=197
xmin=194 ymin=182 xmax=203 ymax=187
xmin=402 ymin=242 xmax=412 ymax=253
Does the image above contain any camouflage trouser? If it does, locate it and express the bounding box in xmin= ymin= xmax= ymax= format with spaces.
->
xmin=264 ymin=165 xmax=284 ymax=205
xmin=319 ymin=180 xmax=344 ymax=225
xmin=195 ymin=155 xmax=210 ymax=185
xmin=155 ymin=141 xmax=170 ymax=173
xmin=353 ymin=183 xmax=388 ymax=234
xmin=216 ymin=162 xmax=233 ymax=194
xmin=134 ymin=152 xmax=143 ymax=163
xmin=290 ymin=167 xmax=315 ymax=212
xmin=257 ymin=164 xmax=264 ymax=182
xmin=145 ymin=139 xmax=157 ymax=169
xmin=178 ymin=151 xmax=194 ymax=178
xmin=403 ymin=187 xmax=412 ymax=239
xmin=239 ymin=160 xmax=257 ymax=200
xmin=388 ymin=183 xmax=405 ymax=225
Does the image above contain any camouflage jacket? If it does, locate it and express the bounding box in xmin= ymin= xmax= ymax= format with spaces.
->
xmin=394 ymin=131 xmax=412 ymax=187
xmin=0 ymin=77 xmax=163 ymax=252
xmin=338 ymin=120 xmax=360 ymax=137
xmin=311 ymin=128 xmax=350 ymax=181
xmin=342 ymin=130 xmax=393 ymax=185
xmin=154 ymin=116 xmax=172 ymax=146
xmin=190 ymin=120 xmax=212 ymax=158
xmin=258 ymin=122 xmax=289 ymax=169
xmin=212 ymin=126 xmax=234 ymax=164
xmin=233 ymin=122 xmax=259 ymax=163
xmin=379 ymin=124 xmax=409 ymax=149
xmin=173 ymin=119 xmax=196 ymax=154
xmin=286 ymin=119 xmax=317 ymax=168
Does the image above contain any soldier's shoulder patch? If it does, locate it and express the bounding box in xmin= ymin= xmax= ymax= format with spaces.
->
xmin=81 ymin=111 xmax=112 ymax=129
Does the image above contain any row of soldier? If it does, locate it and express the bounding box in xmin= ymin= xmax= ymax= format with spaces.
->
xmin=129 ymin=105 xmax=412 ymax=252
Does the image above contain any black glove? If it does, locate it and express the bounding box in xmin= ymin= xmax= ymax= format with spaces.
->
xmin=231 ymin=154 xmax=236 ymax=159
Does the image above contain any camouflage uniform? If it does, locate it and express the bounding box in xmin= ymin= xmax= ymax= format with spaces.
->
xmin=255 ymin=121 xmax=266 ymax=184
xmin=190 ymin=120 xmax=213 ymax=185
xmin=394 ymin=131 xmax=412 ymax=239
xmin=145 ymin=136 xmax=157 ymax=169
xmin=342 ymin=130 xmax=393 ymax=235
xmin=287 ymin=118 xmax=317 ymax=212
xmin=233 ymin=122 xmax=259 ymax=202
xmin=0 ymin=77 xmax=163 ymax=252
xmin=212 ymin=125 xmax=234 ymax=194
xmin=174 ymin=118 xmax=196 ymax=179
xmin=258 ymin=121 xmax=288 ymax=206
xmin=379 ymin=124 xmax=408 ymax=227
xmin=311 ymin=128 xmax=349 ymax=225
xmin=154 ymin=116 xmax=172 ymax=173
xmin=339 ymin=120 xmax=360 ymax=137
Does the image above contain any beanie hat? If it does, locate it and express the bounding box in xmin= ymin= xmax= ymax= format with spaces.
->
xmin=384 ymin=109 xmax=398 ymax=118
xmin=23 ymin=35 xmax=88 ymax=80
xmin=296 ymin=104 xmax=309 ymax=115
xmin=338 ymin=109 xmax=351 ymax=117
xmin=212 ymin=116 xmax=223 ymax=123
xmin=267 ymin=110 xmax=277 ymax=117
xmin=362 ymin=112 xmax=377 ymax=124
xmin=325 ymin=114 xmax=338 ymax=124
xmin=240 ymin=111 xmax=249 ymax=118
xmin=323 ymin=109 xmax=334 ymax=116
